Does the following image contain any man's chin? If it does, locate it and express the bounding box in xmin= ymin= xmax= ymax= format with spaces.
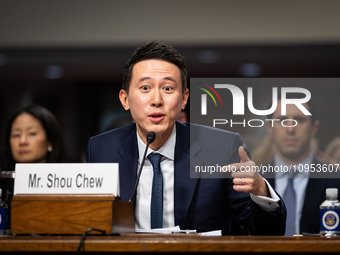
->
xmin=150 ymin=123 xmax=174 ymax=134
xmin=281 ymin=150 xmax=304 ymax=161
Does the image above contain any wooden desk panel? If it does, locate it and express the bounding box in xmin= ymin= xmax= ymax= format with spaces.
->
xmin=0 ymin=235 xmax=340 ymax=253
xmin=10 ymin=194 xmax=135 ymax=235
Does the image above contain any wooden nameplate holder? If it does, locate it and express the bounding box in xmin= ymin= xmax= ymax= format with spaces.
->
xmin=11 ymin=194 xmax=135 ymax=234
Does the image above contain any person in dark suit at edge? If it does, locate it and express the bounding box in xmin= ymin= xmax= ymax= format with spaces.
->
xmin=264 ymin=96 xmax=340 ymax=235
xmin=86 ymin=41 xmax=286 ymax=235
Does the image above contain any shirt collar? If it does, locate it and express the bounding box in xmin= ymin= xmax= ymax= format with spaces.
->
xmin=137 ymin=125 xmax=176 ymax=161
xmin=274 ymin=153 xmax=314 ymax=178
xmin=274 ymin=152 xmax=313 ymax=178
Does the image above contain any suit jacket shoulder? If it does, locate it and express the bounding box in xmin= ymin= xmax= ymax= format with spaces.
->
xmin=86 ymin=123 xmax=137 ymax=163
xmin=86 ymin=123 xmax=139 ymax=201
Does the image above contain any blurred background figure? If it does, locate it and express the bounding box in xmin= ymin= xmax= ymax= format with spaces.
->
xmin=0 ymin=104 xmax=70 ymax=227
xmin=317 ymin=136 xmax=340 ymax=165
xmin=252 ymin=135 xmax=319 ymax=166
xmin=0 ymin=104 xmax=69 ymax=171
xmin=324 ymin=136 xmax=340 ymax=161
xmin=264 ymin=96 xmax=340 ymax=236
xmin=178 ymin=111 xmax=188 ymax=123
xmin=251 ymin=135 xmax=276 ymax=166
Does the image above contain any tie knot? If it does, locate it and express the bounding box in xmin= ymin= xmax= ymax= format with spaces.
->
xmin=148 ymin=153 xmax=162 ymax=171
xmin=288 ymin=169 xmax=297 ymax=179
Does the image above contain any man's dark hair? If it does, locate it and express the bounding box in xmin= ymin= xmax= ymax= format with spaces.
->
xmin=267 ymin=91 xmax=318 ymax=124
xmin=122 ymin=41 xmax=187 ymax=94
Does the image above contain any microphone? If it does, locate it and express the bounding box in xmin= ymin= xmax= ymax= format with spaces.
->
xmin=128 ymin=131 xmax=156 ymax=202
xmin=147 ymin=132 xmax=156 ymax=144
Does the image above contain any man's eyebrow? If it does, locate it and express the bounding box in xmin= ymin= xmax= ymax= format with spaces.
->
xmin=272 ymin=115 xmax=287 ymax=119
xmin=163 ymin=76 xmax=176 ymax=83
xmin=138 ymin=76 xmax=151 ymax=83
xmin=138 ymin=76 xmax=176 ymax=83
xmin=292 ymin=115 xmax=308 ymax=119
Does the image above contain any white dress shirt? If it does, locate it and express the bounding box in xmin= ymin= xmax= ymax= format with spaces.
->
xmin=135 ymin=126 xmax=176 ymax=229
xmin=274 ymin=153 xmax=311 ymax=234
xmin=135 ymin=125 xmax=280 ymax=229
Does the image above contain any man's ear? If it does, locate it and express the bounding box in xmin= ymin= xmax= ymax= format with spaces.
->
xmin=119 ymin=90 xmax=130 ymax=110
xmin=312 ymin=119 xmax=320 ymax=136
xmin=181 ymin=89 xmax=189 ymax=110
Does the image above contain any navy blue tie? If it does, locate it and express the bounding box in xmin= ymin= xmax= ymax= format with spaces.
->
xmin=148 ymin=153 xmax=163 ymax=229
xmin=283 ymin=177 xmax=296 ymax=236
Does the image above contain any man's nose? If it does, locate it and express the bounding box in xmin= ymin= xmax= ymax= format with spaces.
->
xmin=151 ymin=90 xmax=163 ymax=107
xmin=285 ymin=122 xmax=296 ymax=134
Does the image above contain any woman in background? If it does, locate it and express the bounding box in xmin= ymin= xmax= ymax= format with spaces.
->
xmin=1 ymin=104 xmax=68 ymax=171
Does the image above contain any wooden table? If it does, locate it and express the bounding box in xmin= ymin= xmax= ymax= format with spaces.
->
xmin=0 ymin=234 xmax=340 ymax=254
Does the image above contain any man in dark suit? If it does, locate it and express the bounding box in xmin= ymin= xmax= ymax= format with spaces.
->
xmin=86 ymin=41 xmax=286 ymax=235
xmin=265 ymin=97 xmax=340 ymax=235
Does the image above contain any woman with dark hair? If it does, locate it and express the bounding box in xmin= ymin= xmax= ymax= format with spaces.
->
xmin=0 ymin=104 xmax=68 ymax=171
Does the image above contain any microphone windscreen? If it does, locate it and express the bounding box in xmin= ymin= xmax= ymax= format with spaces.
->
xmin=147 ymin=132 xmax=156 ymax=144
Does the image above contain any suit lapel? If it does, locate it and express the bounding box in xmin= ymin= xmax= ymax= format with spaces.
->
xmin=118 ymin=125 xmax=138 ymax=203
xmin=174 ymin=122 xmax=202 ymax=228
xmin=300 ymin=178 xmax=325 ymax=233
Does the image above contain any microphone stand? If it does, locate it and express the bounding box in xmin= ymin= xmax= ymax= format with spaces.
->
xmin=128 ymin=132 xmax=156 ymax=202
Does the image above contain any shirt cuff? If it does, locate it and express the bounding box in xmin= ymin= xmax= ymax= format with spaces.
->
xmin=250 ymin=178 xmax=279 ymax=212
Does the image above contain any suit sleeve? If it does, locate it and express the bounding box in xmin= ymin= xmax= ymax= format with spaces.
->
xmin=224 ymin=133 xmax=286 ymax=235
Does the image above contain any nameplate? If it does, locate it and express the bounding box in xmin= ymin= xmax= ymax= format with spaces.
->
xmin=14 ymin=163 xmax=119 ymax=196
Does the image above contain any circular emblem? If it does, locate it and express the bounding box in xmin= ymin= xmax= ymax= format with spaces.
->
xmin=322 ymin=210 xmax=340 ymax=230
